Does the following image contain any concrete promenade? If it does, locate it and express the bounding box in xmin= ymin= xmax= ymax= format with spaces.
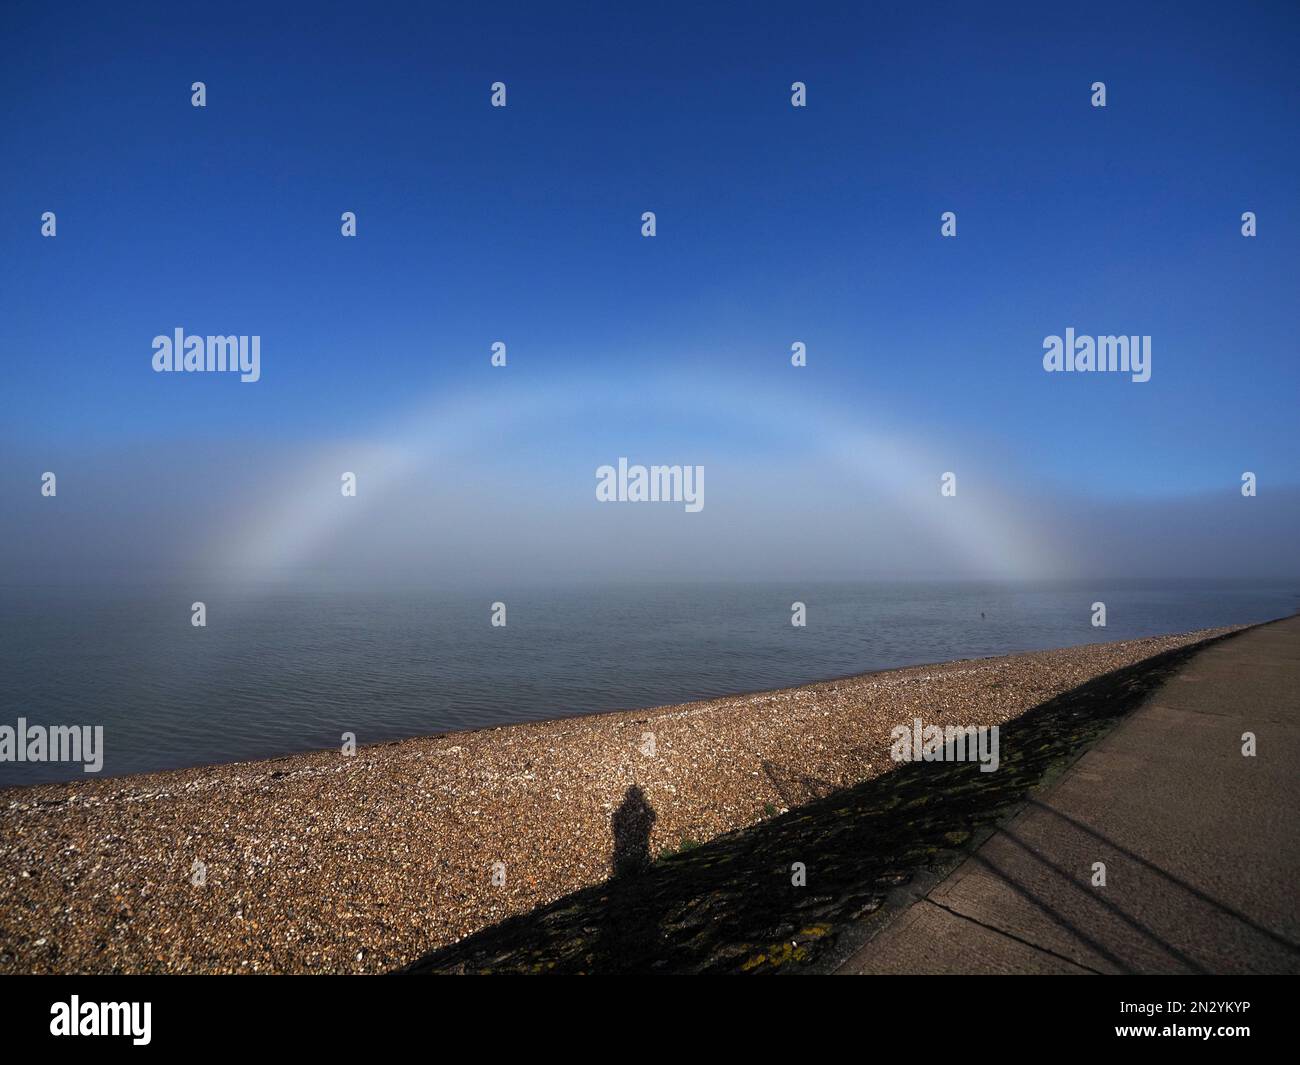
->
xmin=841 ymin=615 xmax=1300 ymax=974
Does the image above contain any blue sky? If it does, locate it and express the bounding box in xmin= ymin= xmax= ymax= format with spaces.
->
xmin=1 ymin=1 xmax=1297 ymax=582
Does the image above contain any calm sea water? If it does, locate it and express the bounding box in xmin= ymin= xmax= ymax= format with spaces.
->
xmin=0 ymin=579 xmax=1294 ymax=786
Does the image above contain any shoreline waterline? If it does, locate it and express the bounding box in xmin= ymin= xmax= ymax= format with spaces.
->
xmin=3 ymin=579 xmax=1293 ymax=786
xmin=0 ymin=624 xmax=1259 ymax=973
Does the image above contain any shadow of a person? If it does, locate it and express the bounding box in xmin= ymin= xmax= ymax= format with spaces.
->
xmin=610 ymin=784 xmax=656 ymax=877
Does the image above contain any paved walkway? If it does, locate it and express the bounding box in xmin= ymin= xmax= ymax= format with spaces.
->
xmin=840 ymin=615 xmax=1300 ymax=974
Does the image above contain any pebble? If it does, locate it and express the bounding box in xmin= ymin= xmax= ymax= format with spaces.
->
xmin=0 ymin=627 xmax=1239 ymax=974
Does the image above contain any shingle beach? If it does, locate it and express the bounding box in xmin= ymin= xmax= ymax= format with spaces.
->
xmin=0 ymin=626 xmax=1243 ymax=974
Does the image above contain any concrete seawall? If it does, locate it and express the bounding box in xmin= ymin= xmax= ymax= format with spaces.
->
xmin=842 ymin=614 xmax=1300 ymax=974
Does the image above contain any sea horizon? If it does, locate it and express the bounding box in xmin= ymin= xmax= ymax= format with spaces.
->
xmin=3 ymin=0 xmax=1298 ymax=996
xmin=2 ymin=576 xmax=1293 ymax=787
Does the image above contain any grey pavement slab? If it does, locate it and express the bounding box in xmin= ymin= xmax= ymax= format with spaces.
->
xmin=841 ymin=616 xmax=1300 ymax=975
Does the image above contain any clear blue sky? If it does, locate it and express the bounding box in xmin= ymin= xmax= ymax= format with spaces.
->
xmin=1 ymin=1 xmax=1297 ymax=582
